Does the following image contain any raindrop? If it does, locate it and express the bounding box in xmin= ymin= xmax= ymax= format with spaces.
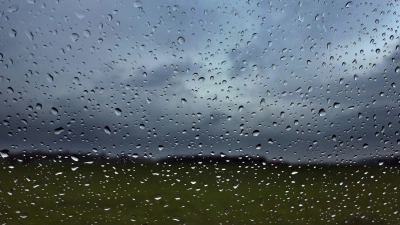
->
xmin=134 ymin=0 xmax=142 ymax=8
xmin=47 ymin=73 xmax=54 ymax=82
xmin=9 ymin=29 xmax=17 ymax=38
xmin=238 ymin=105 xmax=244 ymax=112
xmin=8 ymin=5 xmax=19 ymax=13
xmin=7 ymin=87 xmax=14 ymax=93
xmin=54 ymin=127 xmax=64 ymax=135
xmin=83 ymin=29 xmax=91 ymax=37
xmin=71 ymin=155 xmax=79 ymax=161
xmin=71 ymin=33 xmax=79 ymax=42
xmin=51 ymin=107 xmax=58 ymax=115
xmin=268 ymin=139 xmax=274 ymax=144
xmin=319 ymin=108 xmax=326 ymax=117
xmin=177 ymin=36 xmax=185 ymax=44
xmin=139 ymin=124 xmax=145 ymax=129
xmin=333 ymin=102 xmax=340 ymax=108
xmin=104 ymin=126 xmax=111 ymax=134
xmin=345 ymin=1 xmax=353 ymax=8
xmin=260 ymin=98 xmax=265 ymax=106
xmin=115 ymin=108 xmax=122 ymax=116
xmin=252 ymin=130 xmax=260 ymax=136
xmin=0 ymin=150 xmax=9 ymax=158
xmin=198 ymin=77 xmax=205 ymax=82
xmin=395 ymin=66 xmax=400 ymax=73
xmin=181 ymin=98 xmax=187 ymax=104
xmin=36 ymin=103 xmax=42 ymax=110
xmin=146 ymin=97 xmax=151 ymax=104
xmin=154 ymin=194 xmax=162 ymax=200
xmin=363 ymin=143 xmax=368 ymax=148
xmin=158 ymin=145 xmax=164 ymax=151
xmin=255 ymin=144 xmax=261 ymax=149
xmin=75 ymin=9 xmax=86 ymax=19
xmin=391 ymin=83 xmax=396 ymax=88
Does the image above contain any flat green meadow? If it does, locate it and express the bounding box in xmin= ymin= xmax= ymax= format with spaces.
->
xmin=1 ymin=161 xmax=399 ymax=225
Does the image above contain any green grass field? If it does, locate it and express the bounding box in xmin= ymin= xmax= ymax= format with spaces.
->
xmin=1 ymin=161 xmax=399 ymax=225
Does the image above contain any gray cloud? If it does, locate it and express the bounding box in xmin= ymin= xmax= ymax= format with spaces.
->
xmin=0 ymin=0 xmax=399 ymax=163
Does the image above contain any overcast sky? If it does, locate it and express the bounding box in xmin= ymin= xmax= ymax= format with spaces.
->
xmin=0 ymin=0 xmax=399 ymax=163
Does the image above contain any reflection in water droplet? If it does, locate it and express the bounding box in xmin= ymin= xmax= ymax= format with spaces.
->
xmin=319 ymin=108 xmax=326 ymax=117
xmin=8 ymin=5 xmax=19 ymax=12
xmin=51 ymin=107 xmax=58 ymax=115
xmin=71 ymin=155 xmax=79 ymax=161
xmin=134 ymin=0 xmax=142 ymax=8
xmin=71 ymin=33 xmax=79 ymax=42
xmin=333 ymin=102 xmax=340 ymax=108
xmin=104 ymin=126 xmax=111 ymax=134
xmin=54 ymin=127 xmax=64 ymax=135
xmin=177 ymin=36 xmax=185 ymax=44
xmin=252 ymin=130 xmax=260 ymax=136
xmin=9 ymin=29 xmax=17 ymax=38
xmin=115 ymin=108 xmax=122 ymax=116
xmin=0 ymin=150 xmax=10 ymax=158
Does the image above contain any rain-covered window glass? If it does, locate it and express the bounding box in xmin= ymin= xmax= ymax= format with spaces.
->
xmin=1 ymin=0 xmax=399 ymax=224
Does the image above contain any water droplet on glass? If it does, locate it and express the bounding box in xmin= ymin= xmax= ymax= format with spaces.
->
xmin=319 ymin=108 xmax=326 ymax=117
xmin=134 ymin=0 xmax=142 ymax=8
xmin=158 ymin=145 xmax=164 ymax=151
xmin=51 ymin=107 xmax=58 ymax=115
xmin=255 ymin=144 xmax=261 ymax=149
xmin=7 ymin=87 xmax=14 ymax=93
xmin=115 ymin=108 xmax=122 ymax=116
xmin=252 ymin=130 xmax=260 ymax=136
xmin=238 ymin=105 xmax=244 ymax=112
xmin=333 ymin=102 xmax=340 ymax=108
xmin=268 ymin=139 xmax=274 ymax=144
xmin=75 ymin=9 xmax=86 ymax=19
xmin=146 ymin=97 xmax=151 ymax=104
xmin=71 ymin=155 xmax=79 ymax=161
xmin=363 ymin=143 xmax=368 ymax=148
xmin=177 ymin=36 xmax=185 ymax=44
xmin=104 ymin=126 xmax=111 ymax=134
xmin=154 ymin=194 xmax=162 ymax=200
xmin=395 ymin=66 xmax=400 ymax=73
xmin=198 ymin=77 xmax=205 ymax=82
xmin=71 ymin=33 xmax=79 ymax=42
xmin=181 ymin=98 xmax=187 ymax=104
xmin=260 ymin=98 xmax=265 ymax=106
xmin=391 ymin=82 xmax=396 ymax=88
xmin=8 ymin=5 xmax=18 ymax=12
xmin=54 ymin=127 xmax=64 ymax=135
xmin=0 ymin=150 xmax=10 ymax=158
xmin=83 ymin=29 xmax=91 ymax=37
xmin=47 ymin=73 xmax=54 ymax=82
xmin=36 ymin=103 xmax=42 ymax=110
xmin=345 ymin=1 xmax=353 ymax=8
xmin=9 ymin=29 xmax=17 ymax=38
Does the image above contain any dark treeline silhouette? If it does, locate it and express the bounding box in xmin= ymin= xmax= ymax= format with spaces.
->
xmin=1 ymin=149 xmax=399 ymax=167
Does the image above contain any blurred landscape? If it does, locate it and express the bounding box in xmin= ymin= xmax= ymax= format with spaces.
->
xmin=1 ymin=149 xmax=400 ymax=225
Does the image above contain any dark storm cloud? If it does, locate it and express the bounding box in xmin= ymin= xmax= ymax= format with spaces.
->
xmin=0 ymin=0 xmax=399 ymax=162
